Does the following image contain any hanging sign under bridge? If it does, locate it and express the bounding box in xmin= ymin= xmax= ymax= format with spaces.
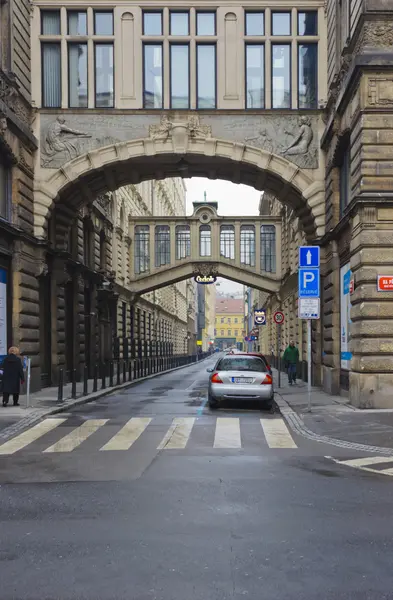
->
xmin=194 ymin=275 xmax=217 ymax=285
xmin=254 ymin=309 xmax=267 ymax=326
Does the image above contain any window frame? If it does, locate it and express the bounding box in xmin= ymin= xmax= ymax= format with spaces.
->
xmin=196 ymin=42 xmax=217 ymax=109
xmin=142 ymin=42 xmax=164 ymax=109
xmin=169 ymin=42 xmax=190 ymax=109
xmin=244 ymin=11 xmax=265 ymax=36
xmin=297 ymin=10 xmax=318 ymax=36
xmin=41 ymin=41 xmax=62 ymax=108
xmin=0 ymin=160 xmax=12 ymax=223
xmin=68 ymin=41 xmax=88 ymax=108
xmin=169 ymin=11 xmax=190 ymax=36
xmin=143 ymin=10 xmax=163 ymax=36
xmin=196 ymin=11 xmax=216 ymax=36
xmin=94 ymin=41 xmax=114 ymax=108
xmin=67 ymin=10 xmax=88 ymax=35
xmin=297 ymin=42 xmax=318 ymax=109
xmin=271 ymin=11 xmax=292 ymax=36
xmin=41 ymin=9 xmax=61 ymax=35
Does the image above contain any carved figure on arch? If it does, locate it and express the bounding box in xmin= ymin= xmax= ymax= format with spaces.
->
xmin=42 ymin=116 xmax=91 ymax=166
xmin=281 ymin=116 xmax=313 ymax=156
xmin=149 ymin=114 xmax=172 ymax=141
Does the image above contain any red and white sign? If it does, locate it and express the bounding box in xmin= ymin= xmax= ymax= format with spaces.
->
xmin=349 ymin=279 xmax=354 ymax=295
xmin=377 ymin=276 xmax=393 ymax=292
xmin=273 ymin=311 xmax=285 ymax=325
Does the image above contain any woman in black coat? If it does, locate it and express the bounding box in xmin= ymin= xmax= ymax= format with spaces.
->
xmin=1 ymin=347 xmax=24 ymax=407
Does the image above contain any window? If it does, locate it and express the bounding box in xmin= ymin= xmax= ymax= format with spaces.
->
xmin=42 ymin=43 xmax=61 ymax=107
xmin=272 ymin=12 xmax=291 ymax=35
xmin=199 ymin=226 xmax=211 ymax=256
xmin=221 ymin=318 xmax=224 ymax=323
xmin=234 ymin=318 xmax=238 ymax=323
xmin=298 ymin=44 xmax=317 ymax=109
xmin=197 ymin=12 xmax=216 ymax=36
xmin=298 ymin=11 xmax=318 ymax=35
xmin=83 ymin=219 xmax=92 ymax=268
xmin=246 ymin=44 xmax=264 ymax=109
xmin=170 ymin=12 xmax=189 ymax=36
xmin=170 ymin=44 xmax=189 ymax=108
xmin=176 ymin=225 xmax=191 ymax=259
xmin=68 ymin=43 xmax=88 ymax=107
xmin=41 ymin=10 xmax=60 ymax=35
xmin=155 ymin=225 xmax=170 ymax=267
xmin=220 ymin=225 xmax=235 ymax=259
xmin=261 ymin=225 xmax=276 ymax=273
xmin=95 ymin=44 xmax=114 ymax=107
xmin=0 ymin=162 xmax=11 ymax=221
xmin=272 ymin=44 xmax=291 ymax=108
xmin=99 ymin=231 xmax=107 ymax=270
xmin=122 ymin=302 xmax=127 ymax=338
xmin=217 ymin=357 xmax=267 ymax=372
xmin=143 ymin=44 xmax=163 ymax=108
xmin=135 ymin=225 xmax=150 ymax=274
xmin=339 ymin=144 xmax=351 ymax=216
xmin=227 ymin=318 xmax=231 ymax=323
xmin=197 ymin=44 xmax=216 ymax=108
xmin=221 ymin=329 xmax=224 ymax=336
xmin=94 ymin=11 xmax=113 ymax=35
xmin=228 ymin=330 xmax=232 ymax=336
xmin=235 ymin=330 xmax=239 ymax=336
xmin=68 ymin=11 xmax=87 ymax=35
xmin=143 ymin=12 xmax=163 ymax=35
xmin=240 ymin=225 xmax=255 ymax=266
xmin=245 ymin=12 xmax=264 ymax=36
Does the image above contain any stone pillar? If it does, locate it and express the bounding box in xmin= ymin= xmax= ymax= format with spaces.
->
xmin=350 ymin=203 xmax=393 ymax=408
xmin=322 ymin=241 xmax=341 ymax=395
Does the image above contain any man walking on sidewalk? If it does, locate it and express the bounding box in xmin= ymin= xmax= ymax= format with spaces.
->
xmin=283 ymin=340 xmax=299 ymax=386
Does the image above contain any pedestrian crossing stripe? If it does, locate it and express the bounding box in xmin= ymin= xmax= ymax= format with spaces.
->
xmin=0 ymin=416 xmax=298 ymax=455
xmin=329 ymin=456 xmax=393 ymax=477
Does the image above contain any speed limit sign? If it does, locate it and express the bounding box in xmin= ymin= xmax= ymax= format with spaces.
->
xmin=273 ymin=311 xmax=285 ymax=325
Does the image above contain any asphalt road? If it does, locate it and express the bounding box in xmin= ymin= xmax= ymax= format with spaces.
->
xmin=1 ymin=355 xmax=393 ymax=600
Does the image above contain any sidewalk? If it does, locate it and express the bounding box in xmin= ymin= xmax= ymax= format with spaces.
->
xmin=273 ymin=369 xmax=393 ymax=452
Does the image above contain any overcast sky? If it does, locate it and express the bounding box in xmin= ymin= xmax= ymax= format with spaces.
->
xmin=186 ymin=178 xmax=260 ymax=294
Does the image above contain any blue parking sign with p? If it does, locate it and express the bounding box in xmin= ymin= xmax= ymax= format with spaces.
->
xmin=299 ymin=268 xmax=320 ymax=297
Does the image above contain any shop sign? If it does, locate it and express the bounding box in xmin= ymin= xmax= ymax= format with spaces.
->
xmin=254 ymin=308 xmax=266 ymax=326
xmin=194 ymin=275 xmax=217 ymax=285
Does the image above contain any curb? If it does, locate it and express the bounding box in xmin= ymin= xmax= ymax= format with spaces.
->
xmin=0 ymin=358 xmax=210 ymax=444
xmin=275 ymin=394 xmax=393 ymax=455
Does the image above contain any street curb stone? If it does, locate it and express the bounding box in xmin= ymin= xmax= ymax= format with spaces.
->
xmin=0 ymin=359 xmax=209 ymax=444
xmin=275 ymin=394 xmax=393 ymax=455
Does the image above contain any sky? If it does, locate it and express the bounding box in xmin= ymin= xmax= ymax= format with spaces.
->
xmin=186 ymin=178 xmax=261 ymax=295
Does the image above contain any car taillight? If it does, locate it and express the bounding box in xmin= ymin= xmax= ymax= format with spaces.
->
xmin=261 ymin=374 xmax=273 ymax=385
xmin=211 ymin=372 xmax=223 ymax=383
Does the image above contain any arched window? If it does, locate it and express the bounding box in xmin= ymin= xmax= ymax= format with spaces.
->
xmin=155 ymin=225 xmax=170 ymax=267
xmin=99 ymin=230 xmax=107 ymax=270
xmin=240 ymin=225 xmax=255 ymax=266
xmin=83 ymin=218 xmax=93 ymax=268
xmin=135 ymin=225 xmax=150 ymax=274
xmin=261 ymin=225 xmax=276 ymax=272
xmin=199 ymin=225 xmax=211 ymax=257
xmin=176 ymin=225 xmax=190 ymax=259
xmin=220 ymin=225 xmax=235 ymax=259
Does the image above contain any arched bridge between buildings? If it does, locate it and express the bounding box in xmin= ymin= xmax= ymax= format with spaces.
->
xmin=127 ymin=203 xmax=281 ymax=296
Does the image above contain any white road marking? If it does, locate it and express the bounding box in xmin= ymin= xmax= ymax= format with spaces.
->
xmin=44 ymin=419 xmax=108 ymax=453
xmin=337 ymin=456 xmax=393 ymax=468
xmin=157 ymin=417 xmax=195 ymax=449
xmin=260 ymin=418 xmax=297 ymax=448
xmin=0 ymin=418 xmax=66 ymax=455
xmin=101 ymin=417 xmax=152 ymax=451
xmin=214 ymin=417 xmax=241 ymax=449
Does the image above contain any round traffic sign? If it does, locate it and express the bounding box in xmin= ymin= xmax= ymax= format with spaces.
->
xmin=273 ymin=311 xmax=285 ymax=325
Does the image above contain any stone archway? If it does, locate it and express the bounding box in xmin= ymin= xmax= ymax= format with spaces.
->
xmin=34 ymin=116 xmax=325 ymax=242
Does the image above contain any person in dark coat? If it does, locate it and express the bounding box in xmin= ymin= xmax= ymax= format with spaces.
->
xmin=1 ymin=347 xmax=24 ymax=407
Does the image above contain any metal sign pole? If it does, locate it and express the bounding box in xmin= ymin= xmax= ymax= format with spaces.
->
xmin=278 ymin=325 xmax=281 ymax=388
xmin=26 ymin=358 xmax=31 ymax=409
xmin=307 ymin=320 xmax=312 ymax=412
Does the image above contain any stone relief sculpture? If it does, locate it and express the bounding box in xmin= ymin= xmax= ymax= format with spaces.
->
xmin=187 ymin=115 xmax=212 ymax=139
xmin=281 ymin=116 xmax=313 ymax=156
xmin=42 ymin=117 xmax=91 ymax=166
xmin=149 ymin=114 xmax=172 ymax=141
xmin=149 ymin=114 xmax=212 ymax=141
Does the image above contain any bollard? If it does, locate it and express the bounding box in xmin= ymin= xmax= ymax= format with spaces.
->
xmin=101 ymin=363 xmax=106 ymax=389
xmin=57 ymin=368 xmax=64 ymax=402
xmin=83 ymin=366 xmax=88 ymax=396
xmin=117 ymin=361 xmax=121 ymax=386
xmin=71 ymin=369 xmax=77 ymax=399
xmin=123 ymin=360 xmax=126 ymax=383
xmin=93 ymin=364 xmax=98 ymax=392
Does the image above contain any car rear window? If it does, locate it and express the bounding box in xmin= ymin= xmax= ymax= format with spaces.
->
xmin=216 ymin=357 xmax=267 ymax=372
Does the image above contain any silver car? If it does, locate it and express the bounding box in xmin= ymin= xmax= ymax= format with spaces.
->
xmin=207 ymin=355 xmax=274 ymax=410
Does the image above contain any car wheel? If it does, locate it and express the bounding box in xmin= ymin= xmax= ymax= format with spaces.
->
xmin=208 ymin=394 xmax=218 ymax=410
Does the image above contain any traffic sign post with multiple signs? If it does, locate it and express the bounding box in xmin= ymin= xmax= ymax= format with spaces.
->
xmin=298 ymin=246 xmax=320 ymax=412
xmin=273 ymin=311 xmax=285 ymax=388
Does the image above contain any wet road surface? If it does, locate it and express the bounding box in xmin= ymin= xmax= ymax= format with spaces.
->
xmin=1 ymin=355 xmax=393 ymax=600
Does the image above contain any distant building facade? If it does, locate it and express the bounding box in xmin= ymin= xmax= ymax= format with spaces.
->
xmin=215 ymin=298 xmax=244 ymax=350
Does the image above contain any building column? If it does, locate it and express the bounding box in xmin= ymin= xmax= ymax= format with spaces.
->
xmin=322 ymin=241 xmax=341 ymax=395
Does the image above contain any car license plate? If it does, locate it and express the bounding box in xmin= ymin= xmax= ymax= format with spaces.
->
xmin=232 ymin=377 xmax=253 ymax=384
